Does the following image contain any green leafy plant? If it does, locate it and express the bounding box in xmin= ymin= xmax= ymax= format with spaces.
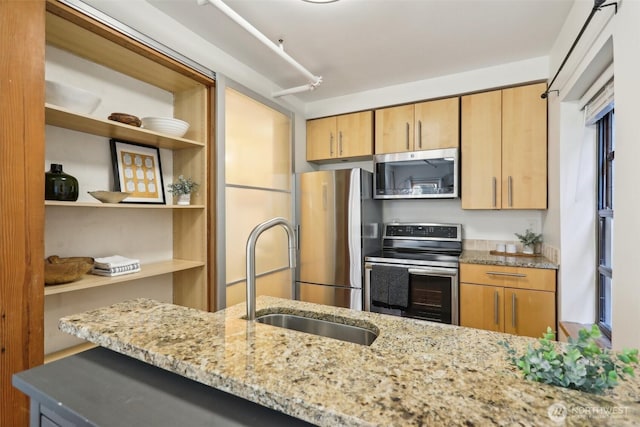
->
xmin=501 ymin=325 xmax=638 ymax=394
xmin=514 ymin=228 xmax=543 ymax=247
xmin=167 ymin=175 xmax=199 ymax=195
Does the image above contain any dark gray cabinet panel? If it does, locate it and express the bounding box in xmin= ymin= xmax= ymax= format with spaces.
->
xmin=13 ymin=347 xmax=314 ymax=427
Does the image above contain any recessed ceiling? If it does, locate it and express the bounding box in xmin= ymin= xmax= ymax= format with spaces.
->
xmin=146 ymin=0 xmax=574 ymax=102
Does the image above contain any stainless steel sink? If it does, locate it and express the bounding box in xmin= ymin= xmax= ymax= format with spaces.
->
xmin=255 ymin=313 xmax=378 ymax=346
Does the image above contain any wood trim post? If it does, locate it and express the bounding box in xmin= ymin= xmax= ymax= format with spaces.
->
xmin=0 ymin=0 xmax=46 ymax=425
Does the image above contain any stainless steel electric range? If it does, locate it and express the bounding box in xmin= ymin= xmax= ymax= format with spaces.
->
xmin=364 ymin=223 xmax=462 ymax=325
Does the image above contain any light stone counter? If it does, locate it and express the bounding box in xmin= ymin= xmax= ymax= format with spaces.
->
xmin=460 ymin=249 xmax=559 ymax=270
xmin=59 ymin=297 xmax=639 ymax=426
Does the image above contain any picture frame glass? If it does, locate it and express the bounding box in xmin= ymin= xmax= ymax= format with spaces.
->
xmin=110 ymin=139 xmax=165 ymax=204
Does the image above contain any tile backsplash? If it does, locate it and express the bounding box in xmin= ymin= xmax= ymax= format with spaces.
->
xmin=463 ymin=239 xmax=560 ymax=264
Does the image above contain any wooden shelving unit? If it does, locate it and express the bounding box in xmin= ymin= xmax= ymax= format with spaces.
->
xmin=44 ymin=343 xmax=97 ymax=364
xmin=41 ymin=0 xmax=214 ymax=360
xmin=45 ymin=104 xmax=205 ymax=150
xmin=44 ymin=259 xmax=205 ymax=296
xmin=45 ymin=200 xmax=205 ymax=209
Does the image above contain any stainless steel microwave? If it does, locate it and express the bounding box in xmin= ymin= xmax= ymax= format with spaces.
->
xmin=374 ymin=148 xmax=459 ymax=199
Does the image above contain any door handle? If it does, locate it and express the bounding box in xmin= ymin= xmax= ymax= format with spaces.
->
xmin=485 ymin=271 xmax=527 ymax=278
xmin=339 ymin=131 xmax=343 ymax=156
xmin=329 ymin=132 xmax=334 ymax=157
xmin=417 ymin=120 xmax=423 ymax=149
xmin=508 ymin=176 xmax=513 ymax=207
xmin=408 ymin=267 xmax=457 ymax=277
xmin=511 ymin=293 xmax=516 ymax=328
xmin=492 ymin=177 xmax=497 ymax=208
xmin=494 ymin=291 xmax=499 ymax=325
xmin=405 ymin=122 xmax=410 ymax=150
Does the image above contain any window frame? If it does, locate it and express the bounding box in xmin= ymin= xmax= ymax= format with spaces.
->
xmin=596 ymin=109 xmax=614 ymax=339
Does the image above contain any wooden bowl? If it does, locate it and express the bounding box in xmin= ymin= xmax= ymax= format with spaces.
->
xmin=44 ymin=256 xmax=94 ymax=285
xmin=88 ymin=191 xmax=131 ymax=203
xmin=108 ymin=112 xmax=141 ymax=127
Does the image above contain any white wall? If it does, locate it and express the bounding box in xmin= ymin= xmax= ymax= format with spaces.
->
xmin=305 ymin=56 xmax=548 ymax=118
xmin=611 ymin=0 xmax=640 ymax=350
xmin=547 ymin=0 xmax=640 ymax=348
xmin=557 ymin=101 xmax=597 ymax=324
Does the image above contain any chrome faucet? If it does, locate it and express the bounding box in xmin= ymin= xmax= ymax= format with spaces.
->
xmin=245 ymin=217 xmax=297 ymax=320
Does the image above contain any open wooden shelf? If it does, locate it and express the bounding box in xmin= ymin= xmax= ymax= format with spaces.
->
xmin=44 ymin=259 xmax=204 ymax=296
xmin=45 ymin=104 xmax=205 ymax=149
xmin=44 ymin=342 xmax=97 ymax=364
xmin=45 ymin=200 xmax=205 ymax=209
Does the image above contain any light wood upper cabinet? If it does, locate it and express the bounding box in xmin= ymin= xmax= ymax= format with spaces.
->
xmin=460 ymin=263 xmax=556 ymax=339
xmin=461 ymin=90 xmax=502 ymax=209
xmin=502 ymin=83 xmax=548 ymax=209
xmin=306 ymin=111 xmax=373 ymax=162
xmin=461 ymin=82 xmax=547 ymax=209
xmin=375 ymin=97 xmax=460 ymax=155
xmin=374 ymin=104 xmax=414 ymax=154
xmin=337 ymin=112 xmax=373 ymax=158
xmin=306 ymin=116 xmax=335 ymax=161
xmin=414 ymin=97 xmax=460 ymax=150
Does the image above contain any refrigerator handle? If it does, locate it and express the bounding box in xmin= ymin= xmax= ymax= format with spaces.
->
xmin=295 ymin=224 xmax=300 ymax=255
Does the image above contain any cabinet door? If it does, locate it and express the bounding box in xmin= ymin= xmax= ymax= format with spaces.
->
xmin=501 ymin=82 xmax=547 ymax=209
xmin=374 ymin=104 xmax=414 ymax=154
xmin=460 ymin=283 xmax=504 ymax=332
xmin=504 ymin=288 xmax=556 ymax=338
xmin=306 ymin=116 xmax=336 ymax=161
xmin=461 ymin=90 xmax=502 ymax=209
xmin=414 ymin=97 xmax=459 ymax=150
xmin=336 ymin=111 xmax=373 ymax=158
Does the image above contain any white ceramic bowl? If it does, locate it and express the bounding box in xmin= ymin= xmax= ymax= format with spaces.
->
xmin=45 ymin=80 xmax=101 ymax=114
xmin=141 ymin=117 xmax=190 ymax=138
xmin=88 ymin=191 xmax=131 ymax=204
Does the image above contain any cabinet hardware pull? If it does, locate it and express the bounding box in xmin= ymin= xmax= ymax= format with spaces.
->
xmin=339 ymin=131 xmax=343 ymax=156
xmin=485 ymin=271 xmax=527 ymax=278
xmin=418 ymin=120 xmax=423 ymax=149
xmin=508 ymin=176 xmax=513 ymax=207
xmin=492 ymin=177 xmax=497 ymax=208
xmin=329 ymin=132 xmax=334 ymax=157
xmin=408 ymin=267 xmax=457 ymax=276
xmin=405 ymin=122 xmax=410 ymax=149
xmin=494 ymin=291 xmax=499 ymax=325
xmin=512 ymin=293 xmax=516 ymax=328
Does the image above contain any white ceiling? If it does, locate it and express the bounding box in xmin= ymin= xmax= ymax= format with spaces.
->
xmin=145 ymin=0 xmax=575 ymax=102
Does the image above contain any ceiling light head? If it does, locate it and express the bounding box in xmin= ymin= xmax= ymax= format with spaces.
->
xmin=302 ymin=0 xmax=340 ymax=3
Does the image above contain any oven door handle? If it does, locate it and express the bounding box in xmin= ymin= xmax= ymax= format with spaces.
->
xmin=407 ymin=267 xmax=458 ymax=277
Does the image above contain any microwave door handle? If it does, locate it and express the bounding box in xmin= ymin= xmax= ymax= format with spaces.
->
xmin=408 ymin=267 xmax=457 ymax=277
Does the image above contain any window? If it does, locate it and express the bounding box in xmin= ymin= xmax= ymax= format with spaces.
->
xmin=596 ymin=109 xmax=614 ymax=338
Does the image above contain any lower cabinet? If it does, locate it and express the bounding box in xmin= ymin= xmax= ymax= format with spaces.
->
xmin=460 ymin=264 xmax=556 ymax=338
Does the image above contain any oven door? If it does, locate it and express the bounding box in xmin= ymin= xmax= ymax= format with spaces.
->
xmin=405 ymin=266 xmax=458 ymax=325
xmin=365 ymin=262 xmax=459 ymax=325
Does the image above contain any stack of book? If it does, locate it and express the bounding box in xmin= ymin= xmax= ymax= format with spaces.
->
xmin=92 ymin=255 xmax=141 ymax=277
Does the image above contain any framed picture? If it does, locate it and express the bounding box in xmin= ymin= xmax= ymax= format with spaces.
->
xmin=110 ymin=139 xmax=165 ymax=204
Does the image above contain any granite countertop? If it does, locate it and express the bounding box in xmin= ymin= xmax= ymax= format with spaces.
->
xmin=460 ymin=249 xmax=559 ymax=269
xmin=59 ymin=297 xmax=638 ymax=426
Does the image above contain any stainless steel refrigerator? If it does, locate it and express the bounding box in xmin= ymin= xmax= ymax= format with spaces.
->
xmin=295 ymin=168 xmax=382 ymax=310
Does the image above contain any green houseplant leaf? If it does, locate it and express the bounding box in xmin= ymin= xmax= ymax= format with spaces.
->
xmin=500 ymin=326 xmax=639 ymax=394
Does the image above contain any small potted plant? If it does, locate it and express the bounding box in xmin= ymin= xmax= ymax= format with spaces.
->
xmin=515 ymin=228 xmax=542 ymax=254
xmin=167 ymin=175 xmax=199 ymax=206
